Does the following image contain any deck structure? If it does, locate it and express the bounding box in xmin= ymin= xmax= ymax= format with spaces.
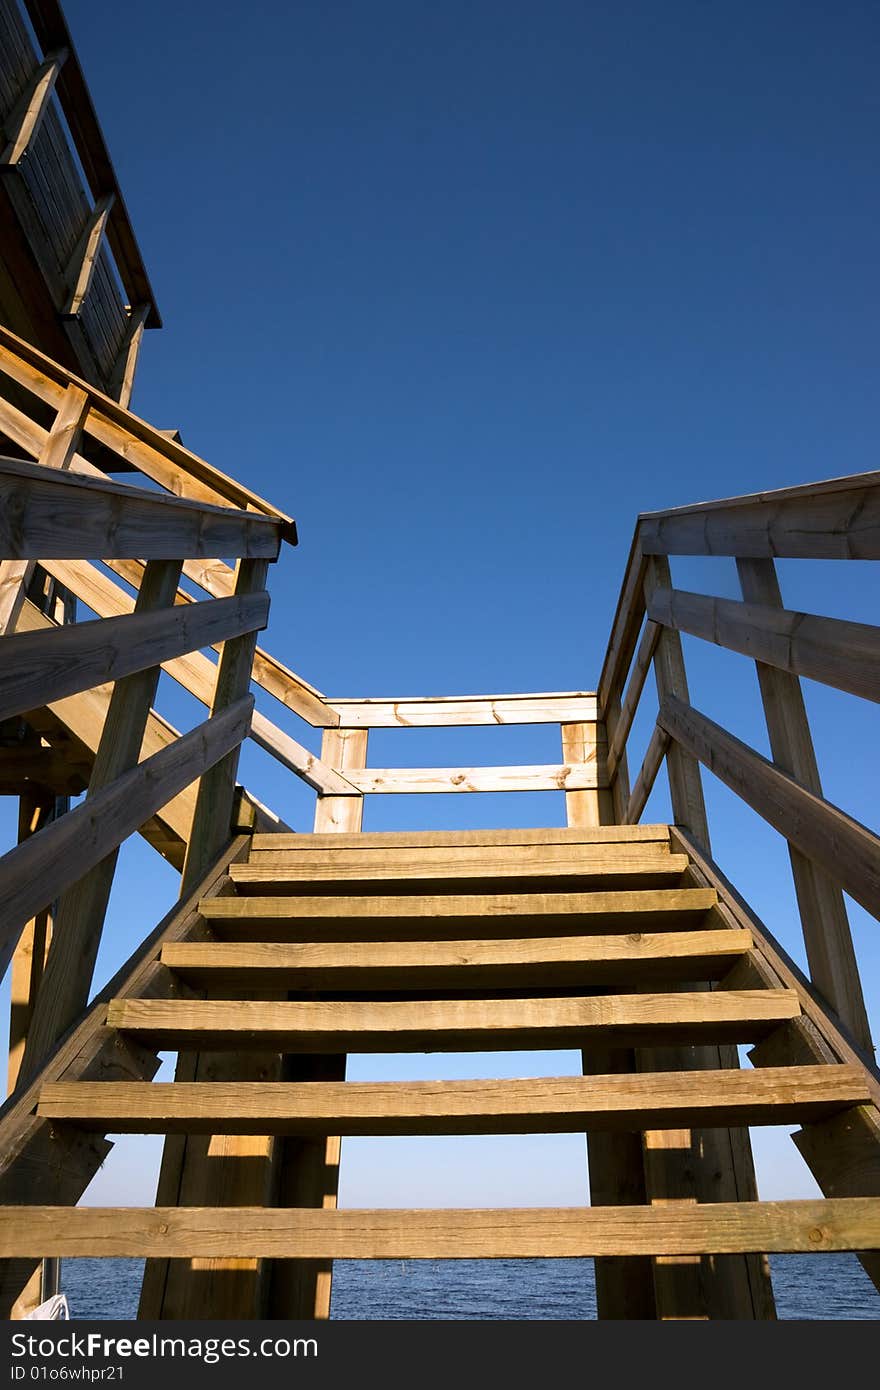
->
xmin=0 ymin=0 xmax=878 ymax=1324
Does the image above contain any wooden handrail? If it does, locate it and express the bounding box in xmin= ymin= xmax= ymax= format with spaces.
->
xmin=0 ymin=695 xmax=254 ymax=975
xmin=0 ymin=326 xmax=298 ymax=534
xmin=0 ymin=456 xmax=282 ymax=560
xmin=649 ymin=587 xmax=880 ymax=705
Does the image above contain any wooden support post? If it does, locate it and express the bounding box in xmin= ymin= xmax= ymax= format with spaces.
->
xmin=19 ymin=559 xmax=183 ymax=1082
xmin=109 ymin=304 xmax=149 ymax=409
xmin=562 ymin=718 xmax=656 ymax=1318
xmin=640 ymin=554 xmax=775 ymax=1320
xmin=313 ymin=728 xmax=368 ymax=833
xmin=143 ymin=559 xmax=273 ymax=1319
xmin=0 ymin=384 xmax=89 ymax=635
xmin=62 ymin=194 xmax=115 ymax=320
xmin=736 ymin=558 xmax=872 ymax=1052
xmin=0 ymin=50 xmax=68 ymax=167
xmin=7 ymin=792 xmax=55 ymax=1095
xmin=560 ymin=722 xmax=611 ymax=827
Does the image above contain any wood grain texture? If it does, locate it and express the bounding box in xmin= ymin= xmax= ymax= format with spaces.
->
xmin=107 ymin=990 xmax=800 ymax=1051
xmin=341 ymin=762 xmax=604 ymax=794
xmin=0 ymin=456 xmax=282 ymax=560
xmin=1 ymin=1199 xmax=877 ymax=1259
xmin=37 ymin=1067 xmax=868 ymax=1135
xmin=325 ymin=693 xmax=598 ymax=727
xmin=159 ymin=929 xmax=752 ymax=988
xmin=659 ymin=694 xmax=880 ymax=923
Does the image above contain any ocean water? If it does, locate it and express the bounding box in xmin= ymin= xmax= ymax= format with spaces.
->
xmin=59 ymin=1255 xmax=879 ymax=1321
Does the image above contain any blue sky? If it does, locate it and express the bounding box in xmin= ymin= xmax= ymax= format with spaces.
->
xmin=2 ymin=1 xmax=879 ymax=1210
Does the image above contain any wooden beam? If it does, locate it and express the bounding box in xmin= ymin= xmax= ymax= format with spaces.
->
xmin=2 ymin=1199 xmax=878 ymax=1260
xmin=6 ymin=793 xmax=54 ymax=1094
xmin=0 ymin=836 xmax=249 ymax=1317
xmin=159 ymin=929 xmax=752 ymax=989
xmin=251 ymin=825 xmax=671 ymax=851
xmin=314 ymin=728 xmax=367 ymax=834
xmin=0 ymin=327 xmax=297 ymax=531
xmin=734 ymin=558 xmax=871 ymax=1052
xmin=0 ymin=592 xmax=269 ymax=724
xmin=597 ymin=530 xmax=646 ymax=712
xmin=325 ymin=694 xmax=598 ymax=727
xmin=102 ymin=559 xmax=336 ymax=727
xmin=340 ymin=762 xmax=604 ymax=795
xmin=199 ymin=887 xmax=718 ymax=939
xmin=561 ymin=722 xmax=611 ymax=827
xmin=658 ymin=693 xmax=880 ymax=925
xmin=0 ymin=695 xmax=254 ymax=977
xmin=108 ymin=303 xmax=149 ymax=409
xmin=0 ymin=456 xmax=282 ymax=560
xmin=0 ymin=49 xmax=68 ymax=166
xmin=649 ymin=585 xmax=880 ymax=706
xmin=625 ymin=726 xmax=670 ymax=825
xmin=38 ymin=1067 xmax=867 ymax=1136
xmin=0 ymin=383 xmax=89 ymax=634
xmin=606 ymin=620 xmax=660 ymax=782
xmin=19 ymin=561 xmax=184 ymax=1081
xmin=62 ymin=193 xmax=115 ymax=319
xmin=639 ymin=473 xmax=880 ymax=561
xmin=107 ymin=990 xmax=800 ymax=1052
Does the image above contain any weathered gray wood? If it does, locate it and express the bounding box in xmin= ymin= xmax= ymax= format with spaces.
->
xmin=0 ymin=695 xmax=254 ymax=975
xmin=649 ymin=584 xmax=880 ymax=706
xmin=38 ymin=1066 xmax=868 ymax=1135
xmin=0 ymin=592 xmax=269 ymax=723
xmin=0 ymin=456 xmax=282 ymax=560
xmin=659 ymin=694 xmax=880 ymax=925
xmin=2 ymin=1198 xmax=877 ymax=1259
xmin=639 ymin=473 xmax=880 ymax=560
xmin=19 ymin=560 xmax=184 ymax=1081
xmin=735 ymin=558 xmax=871 ymax=1052
xmin=108 ymin=990 xmax=800 ymax=1052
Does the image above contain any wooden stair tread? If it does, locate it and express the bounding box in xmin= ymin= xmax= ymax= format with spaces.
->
xmin=250 ymin=826 xmax=672 ymax=851
xmin=37 ymin=1066 xmax=870 ymax=1135
xmin=106 ymin=990 xmax=800 ymax=1051
xmin=198 ymin=888 xmax=718 ymax=941
xmin=229 ymin=850 xmax=691 ymax=892
xmin=160 ymin=929 xmax=752 ymax=986
xmin=1 ymin=1198 xmax=877 ymax=1259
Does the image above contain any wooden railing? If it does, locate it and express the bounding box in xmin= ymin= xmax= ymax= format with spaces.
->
xmin=598 ymin=470 xmax=880 ymax=1055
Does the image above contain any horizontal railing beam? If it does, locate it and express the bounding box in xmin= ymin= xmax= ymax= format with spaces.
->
xmin=658 ymin=694 xmax=880 ymax=922
xmin=326 ymin=693 xmax=598 ymax=728
xmin=342 ymin=763 xmax=604 ymax=795
xmin=0 ymin=456 xmax=282 ymax=560
xmin=639 ymin=475 xmax=880 ymax=560
xmin=0 ymin=593 xmax=269 ymax=723
xmin=649 ymin=587 xmax=880 ymax=705
xmin=0 ymin=695 xmax=254 ymax=977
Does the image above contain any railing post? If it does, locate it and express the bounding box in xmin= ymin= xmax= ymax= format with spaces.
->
xmin=313 ymin=728 xmax=368 ymax=833
xmin=644 ymin=555 xmax=710 ymax=848
xmin=560 ymin=722 xmax=611 ymax=827
xmin=736 ymin=557 xmax=872 ymax=1051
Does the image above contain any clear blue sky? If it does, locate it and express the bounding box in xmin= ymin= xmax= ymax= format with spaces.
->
xmin=3 ymin=0 xmax=879 ymax=1210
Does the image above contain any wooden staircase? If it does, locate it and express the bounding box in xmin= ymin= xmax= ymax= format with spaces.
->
xmin=2 ymin=823 xmax=878 ymax=1319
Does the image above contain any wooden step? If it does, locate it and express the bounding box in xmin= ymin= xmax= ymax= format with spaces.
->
xmin=250 ymin=826 xmax=672 ymax=852
xmin=37 ymin=1066 xmax=870 ymax=1136
xmin=1 ymin=1198 xmax=877 ymax=1259
xmin=160 ymin=929 xmax=752 ymax=989
xmin=107 ymin=990 xmax=800 ymax=1051
xmin=199 ymin=887 xmax=718 ymax=941
xmin=229 ymin=849 xmax=691 ymax=893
